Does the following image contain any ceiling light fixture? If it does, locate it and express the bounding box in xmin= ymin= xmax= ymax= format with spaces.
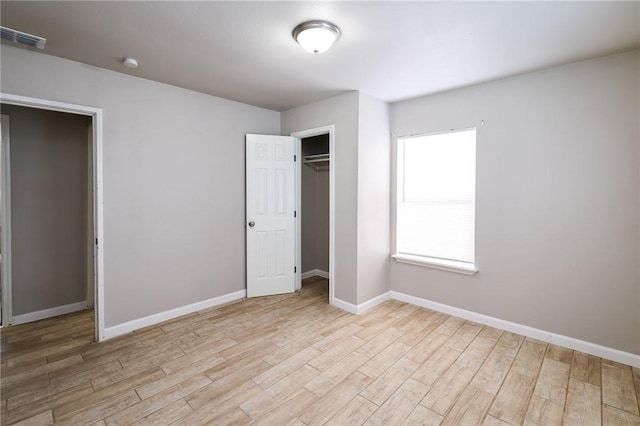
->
xmin=292 ymin=20 xmax=340 ymax=55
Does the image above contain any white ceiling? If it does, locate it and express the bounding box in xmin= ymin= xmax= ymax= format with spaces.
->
xmin=1 ymin=1 xmax=639 ymax=111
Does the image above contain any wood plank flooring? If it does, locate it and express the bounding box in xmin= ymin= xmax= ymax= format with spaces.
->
xmin=1 ymin=277 xmax=639 ymax=425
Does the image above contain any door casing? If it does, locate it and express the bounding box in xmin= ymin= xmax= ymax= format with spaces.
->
xmin=1 ymin=114 xmax=12 ymax=327
xmin=291 ymin=125 xmax=335 ymax=306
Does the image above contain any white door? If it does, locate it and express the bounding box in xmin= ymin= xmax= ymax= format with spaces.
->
xmin=246 ymin=134 xmax=296 ymax=297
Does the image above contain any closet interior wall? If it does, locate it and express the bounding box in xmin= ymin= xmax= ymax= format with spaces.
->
xmin=301 ymin=135 xmax=329 ymax=276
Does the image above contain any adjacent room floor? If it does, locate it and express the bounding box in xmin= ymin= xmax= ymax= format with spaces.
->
xmin=1 ymin=277 xmax=639 ymax=425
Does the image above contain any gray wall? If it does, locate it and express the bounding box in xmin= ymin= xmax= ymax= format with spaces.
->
xmin=1 ymin=45 xmax=280 ymax=327
xmin=357 ymin=93 xmax=391 ymax=304
xmin=301 ymin=158 xmax=329 ymax=274
xmin=390 ymin=50 xmax=640 ymax=355
xmin=314 ymin=165 xmax=329 ymax=272
xmin=301 ymin=162 xmax=317 ymax=273
xmin=1 ymin=104 xmax=91 ymax=315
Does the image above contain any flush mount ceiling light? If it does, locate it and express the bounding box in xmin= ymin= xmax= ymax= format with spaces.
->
xmin=292 ymin=20 xmax=340 ymax=55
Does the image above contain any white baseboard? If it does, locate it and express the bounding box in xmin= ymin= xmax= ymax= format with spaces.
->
xmin=391 ymin=291 xmax=640 ymax=368
xmin=104 ymin=289 xmax=246 ymax=340
xmin=332 ymin=297 xmax=357 ymax=314
xmin=333 ymin=291 xmax=391 ymax=315
xmin=301 ymin=269 xmax=329 ymax=280
xmin=12 ymin=301 xmax=89 ymax=325
xmin=357 ymin=292 xmax=391 ymax=314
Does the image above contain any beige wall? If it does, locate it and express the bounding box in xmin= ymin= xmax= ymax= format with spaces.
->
xmin=390 ymin=50 xmax=640 ymax=355
xmin=1 ymin=46 xmax=280 ymax=327
xmin=1 ymin=104 xmax=91 ymax=315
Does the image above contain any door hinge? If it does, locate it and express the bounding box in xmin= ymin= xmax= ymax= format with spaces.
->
xmin=294 ymin=210 xmax=297 ymax=218
xmin=294 ymin=154 xmax=297 ymax=162
xmin=294 ymin=266 xmax=297 ymax=273
xmin=95 ymin=238 xmax=98 ymax=246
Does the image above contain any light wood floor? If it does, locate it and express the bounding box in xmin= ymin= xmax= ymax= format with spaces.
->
xmin=1 ymin=277 xmax=639 ymax=426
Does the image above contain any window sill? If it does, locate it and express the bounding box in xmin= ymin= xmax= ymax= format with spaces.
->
xmin=391 ymin=254 xmax=478 ymax=276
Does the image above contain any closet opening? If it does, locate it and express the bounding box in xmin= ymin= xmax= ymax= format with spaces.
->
xmin=1 ymin=104 xmax=93 ymax=328
xmin=292 ymin=125 xmax=335 ymax=306
xmin=0 ymin=93 xmax=104 ymax=341
xmin=300 ymin=134 xmax=330 ymax=301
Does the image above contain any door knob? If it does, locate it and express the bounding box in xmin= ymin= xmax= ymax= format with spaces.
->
xmin=248 ymin=221 xmax=255 ymax=227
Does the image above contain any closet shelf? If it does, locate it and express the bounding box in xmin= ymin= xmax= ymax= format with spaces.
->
xmin=303 ymin=153 xmax=330 ymax=164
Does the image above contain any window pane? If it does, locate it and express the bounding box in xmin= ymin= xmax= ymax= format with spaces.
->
xmin=403 ymin=130 xmax=476 ymax=201
xmin=397 ymin=129 xmax=476 ymax=263
xmin=397 ymin=201 xmax=475 ymax=262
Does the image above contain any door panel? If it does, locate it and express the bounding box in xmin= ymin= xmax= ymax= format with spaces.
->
xmin=246 ymin=134 xmax=295 ymax=297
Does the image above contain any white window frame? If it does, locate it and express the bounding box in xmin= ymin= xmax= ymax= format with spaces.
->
xmin=391 ymin=128 xmax=478 ymax=276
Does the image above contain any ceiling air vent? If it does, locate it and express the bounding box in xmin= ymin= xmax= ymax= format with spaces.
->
xmin=1 ymin=26 xmax=46 ymax=49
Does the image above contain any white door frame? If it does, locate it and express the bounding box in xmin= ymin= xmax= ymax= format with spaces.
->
xmin=86 ymin=124 xmax=95 ymax=309
xmin=1 ymin=114 xmax=12 ymax=327
xmin=0 ymin=93 xmax=105 ymax=341
xmin=291 ymin=125 xmax=335 ymax=306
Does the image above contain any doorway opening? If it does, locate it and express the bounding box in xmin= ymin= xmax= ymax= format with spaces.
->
xmin=300 ymin=134 xmax=329 ymax=301
xmin=292 ymin=125 xmax=335 ymax=306
xmin=0 ymin=93 xmax=104 ymax=341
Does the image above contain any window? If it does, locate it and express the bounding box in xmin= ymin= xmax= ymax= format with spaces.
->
xmin=394 ymin=129 xmax=477 ymax=274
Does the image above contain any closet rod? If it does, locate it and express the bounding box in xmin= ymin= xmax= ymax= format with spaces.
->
xmin=303 ymin=153 xmax=330 ymax=164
